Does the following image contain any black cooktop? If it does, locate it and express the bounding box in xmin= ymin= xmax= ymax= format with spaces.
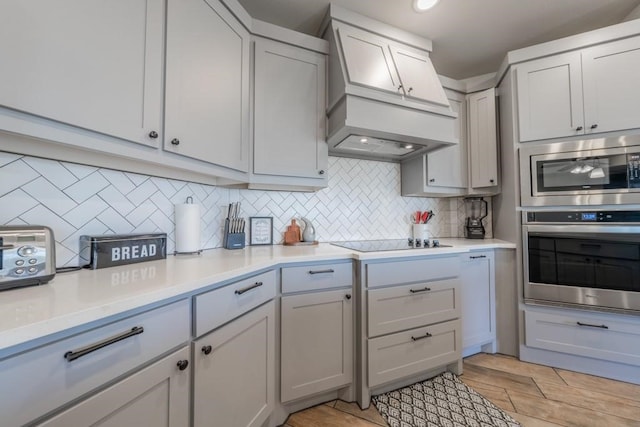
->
xmin=330 ymin=239 xmax=450 ymax=252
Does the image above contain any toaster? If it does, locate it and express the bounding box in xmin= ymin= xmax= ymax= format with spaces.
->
xmin=0 ymin=226 xmax=56 ymax=291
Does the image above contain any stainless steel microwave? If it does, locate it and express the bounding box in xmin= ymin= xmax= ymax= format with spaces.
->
xmin=520 ymin=135 xmax=640 ymax=206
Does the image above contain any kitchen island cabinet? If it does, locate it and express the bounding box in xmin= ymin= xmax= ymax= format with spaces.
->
xmin=280 ymin=262 xmax=353 ymax=403
xmin=164 ymin=0 xmax=250 ymax=173
xmin=516 ymin=35 xmax=640 ymax=142
xmin=251 ymin=32 xmax=328 ymax=190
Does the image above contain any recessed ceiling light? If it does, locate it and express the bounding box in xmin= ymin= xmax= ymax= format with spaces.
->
xmin=413 ymin=0 xmax=439 ymax=12
xmin=360 ymin=137 xmax=368 ymax=143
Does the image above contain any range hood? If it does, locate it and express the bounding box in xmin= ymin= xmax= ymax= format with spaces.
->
xmin=321 ymin=5 xmax=458 ymax=161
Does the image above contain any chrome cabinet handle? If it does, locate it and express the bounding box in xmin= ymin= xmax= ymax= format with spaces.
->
xmin=409 ymin=287 xmax=431 ymax=294
xmin=308 ymin=269 xmax=335 ymax=275
xmin=411 ymin=332 xmax=432 ymax=341
xmin=234 ymin=281 xmax=263 ymax=295
xmin=577 ymin=321 xmax=608 ymax=329
xmin=64 ymin=326 xmax=144 ymax=362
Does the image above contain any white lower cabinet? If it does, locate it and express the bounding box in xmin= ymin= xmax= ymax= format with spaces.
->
xmin=525 ymin=306 xmax=640 ymax=367
xmin=193 ymin=300 xmax=275 ymax=427
xmin=280 ymin=286 xmax=353 ymax=403
xmin=359 ymin=256 xmax=462 ymax=407
xmin=460 ymin=251 xmax=496 ymax=355
xmin=0 ymin=299 xmax=190 ymax=427
xmin=38 ymin=347 xmax=190 ymax=427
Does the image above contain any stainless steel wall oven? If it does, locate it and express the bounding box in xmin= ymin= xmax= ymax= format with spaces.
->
xmin=523 ymin=210 xmax=640 ymax=314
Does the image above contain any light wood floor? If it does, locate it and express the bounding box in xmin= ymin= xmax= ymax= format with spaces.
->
xmin=283 ymin=353 xmax=640 ymax=427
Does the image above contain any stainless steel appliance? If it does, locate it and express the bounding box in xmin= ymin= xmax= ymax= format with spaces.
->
xmin=464 ymin=197 xmax=487 ymax=239
xmin=523 ymin=210 xmax=640 ymax=313
xmin=520 ymin=134 xmax=640 ymax=206
xmin=0 ymin=225 xmax=55 ymax=291
xmin=331 ymin=239 xmax=450 ymax=252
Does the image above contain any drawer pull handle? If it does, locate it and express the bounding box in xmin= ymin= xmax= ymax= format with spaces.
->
xmin=470 ymin=255 xmax=486 ymax=259
xmin=577 ymin=321 xmax=608 ymax=329
xmin=411 ymin=332 xmax=433 ymax=341
xmin=234 ymin=281 xmax=263 ymax=295
xmin=177 ymin=360 xmax=189 ymax=371
xmin=409 ymin=287 xmax=431 ymax=294
xmin=202 ymin=345 xmax=212 ymax=355
xmin=308 ymin=269 xmax=335 ymax=275
xmin=64 ymin=326 xmax=144 ymax=362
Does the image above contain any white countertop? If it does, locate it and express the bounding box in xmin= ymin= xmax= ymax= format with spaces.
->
xmin=0 ymin=239 xmax=514 ymax=356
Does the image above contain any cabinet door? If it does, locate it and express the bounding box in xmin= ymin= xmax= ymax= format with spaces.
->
xmin=38 ymin=347 xmax=190 ymax=427
xmin=336 ymin=24 xmax=401 ymax=94
xmin=468 ymin=88 xmax=498 ymax=188
xmin=0 ymin=0 xmax=163 ymax=146
xmin=165 ymin=0 xmax=250 ymax=172
xmin=281 ymin=289 xmax=353 ymax=402
xmin=460 ymin=252 xmax=495 ymax=351
xmin=254 ymin=39 xmax=327 ymax=179
xmin=516 ymin=52 xmax=584 ymax=141
xmin=193 ymin=301 xmax=274 ymax=427
xmin=389 ymin=46 xmax=449 ymax=107
xmin=582 ymin=36 xmax=640 ymax=135
xmin=427 ymin=91 xmax=467 ymax=188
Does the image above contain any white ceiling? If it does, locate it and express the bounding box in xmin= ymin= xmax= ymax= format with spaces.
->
xmin=237 ymin=0 xmax=640 ymax=79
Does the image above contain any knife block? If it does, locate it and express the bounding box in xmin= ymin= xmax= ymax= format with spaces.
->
xmin=223 ymin=219 xmax=245 ymax=250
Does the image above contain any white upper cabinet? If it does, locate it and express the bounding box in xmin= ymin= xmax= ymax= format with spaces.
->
xmin=389 ymin=46 xmax=450 ymax=107
xmin=0 ymin=0 xmax=163 ymax=146
xmin=337 ymin=25 xmax=401 ymax=94
xmin=427 ymin=91 xmax=467 ymax=189
xmin=336 ymin=23 xmax=449 ymax=107
xmin=582 ymin=35 xmax=640 ymax=135
xmin=253 ymin=38 xmax=328 ymax=183
xmin=516 ymin=52 xmax=584 ymax=142
xmin=517 ymin=35 xmax=640 ymax=142
xmin=468 ymin=88 xmax=498 ymax=189
xmin=165 ymin=0 xmax=250 ymax=173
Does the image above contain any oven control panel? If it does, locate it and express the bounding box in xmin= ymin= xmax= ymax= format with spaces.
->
xmin=526 ymin=210 xmax=640 ymax=223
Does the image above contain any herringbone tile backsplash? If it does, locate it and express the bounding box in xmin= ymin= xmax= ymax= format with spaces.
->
xmin=0 ymin=152 xmax=490 ymax=267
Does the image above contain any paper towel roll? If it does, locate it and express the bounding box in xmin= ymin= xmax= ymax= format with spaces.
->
xmin=174 ymin=203 xmax=201 ymax=253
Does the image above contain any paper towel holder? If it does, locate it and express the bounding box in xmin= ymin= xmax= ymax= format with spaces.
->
xmin=173 ymin=196 xmax=203 ymax=256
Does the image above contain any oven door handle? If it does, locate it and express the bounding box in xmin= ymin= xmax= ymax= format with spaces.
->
xmin=576 ymin=321 xmax=609 ymax=329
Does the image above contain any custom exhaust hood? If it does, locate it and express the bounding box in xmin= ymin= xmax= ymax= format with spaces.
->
xmin=321 ymin=5 xmax=458 ymax=162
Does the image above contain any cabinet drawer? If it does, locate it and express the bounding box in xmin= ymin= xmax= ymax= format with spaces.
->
xmin=194 ymin=270 xmax=276 ymax=336
xmin=368 ymin=319 xmax=461 ymax=388
xmin=282 ymin=262 xmax=352 ymax=293
xmin=368 ymin=278 xmax=460 ymax=337
xmin=525 ymin=309 xmax=640 ymax=367
xmin=1 ymin=299 xmax=190 ymax=427
xmin=366 ymin=256 xmax=460 ymax=288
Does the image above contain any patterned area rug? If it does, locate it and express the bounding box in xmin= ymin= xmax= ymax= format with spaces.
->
xmin=372 ymin=372 xmax=521 ymax=427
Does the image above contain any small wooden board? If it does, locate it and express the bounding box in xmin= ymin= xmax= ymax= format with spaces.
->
xmin=283 ymin=241 xmax=319 ymax=246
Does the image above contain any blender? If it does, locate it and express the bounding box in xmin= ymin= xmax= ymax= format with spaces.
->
xmin=464 ymin=197 xmax=488 ymax=239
